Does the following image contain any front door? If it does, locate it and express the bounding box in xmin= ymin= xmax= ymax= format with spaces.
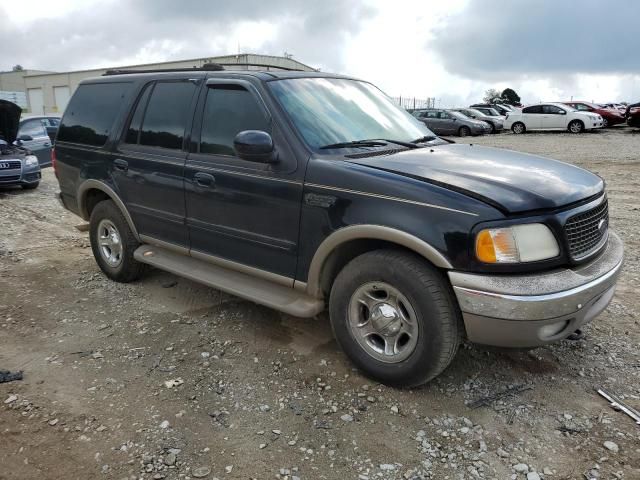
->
xmin=113 ymin=79 xmax=199 ymax=248
xmin=184 ymin=80 xmax=302 ymax=279
xmin=541 ymin=105 xmax=567 ymax=129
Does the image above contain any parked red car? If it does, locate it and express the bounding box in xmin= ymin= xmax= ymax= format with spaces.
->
xmin=626 ymin=102 xmax=640 ymax=128
xmin=562 ymin=101 xmax=626 ymax=127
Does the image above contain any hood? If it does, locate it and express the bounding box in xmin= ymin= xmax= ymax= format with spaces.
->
xmin=346 ymin=144 xmax=604 ymax=214
xmin=0 ymin=100 xmax=21 ymax=144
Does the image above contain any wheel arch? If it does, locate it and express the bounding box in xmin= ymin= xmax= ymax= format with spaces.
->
xmin=302 ymin=225 xmax=453 ymax=299
xmin=77 ymin=180 xmax=140 ymax=241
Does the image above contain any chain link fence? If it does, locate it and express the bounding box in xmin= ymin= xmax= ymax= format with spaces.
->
xmin=392 ymin=96 xmax=436 ymax=110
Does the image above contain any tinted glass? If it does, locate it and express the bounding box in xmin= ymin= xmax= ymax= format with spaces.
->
xmin=200 ymin=86 xmax=270 ymax=156
xmin=125 ymin=84 xmax=152 ymax=144
xmin=269 ymin=78 xmax=433 ymax=150
xmin=47 ymin=118 xmax=60 ymax=126
xmin=522 ymin=105 xmax=543 ymax=114
xmin=58 ymin=82 xmax=132 ymax=146
xmin=139 ymin=81 xmax=196 ymax=150
xmin=542 ymin=105 xmax=565 ymax=114
xmin=19 ymin=120 xmax=46 ymax=137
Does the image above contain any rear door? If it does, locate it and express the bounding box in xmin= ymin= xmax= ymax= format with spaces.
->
xmin=113 ymin=78 xmax=199 ymax=248
xmin=419 ymin=111 xmax=444 ymax=134
xmin=184 ymin=78 xmax=303 ymax=279
xmin=521 ymin=105 xmax=543 ymax=129
xmin=17 ymin=118 xmax=51 ymax=166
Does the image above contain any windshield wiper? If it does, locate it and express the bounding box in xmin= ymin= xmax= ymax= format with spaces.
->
xmin=319 ymin=140 xmax=389 ymax=150
xmin=319 ymin=138 xmax=420 ymax=150
xmin=411 ymin=135 xmax=437 ymax=144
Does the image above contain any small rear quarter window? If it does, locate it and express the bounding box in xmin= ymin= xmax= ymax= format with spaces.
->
xmin=58 ymin=82 xmax=132 ymax=146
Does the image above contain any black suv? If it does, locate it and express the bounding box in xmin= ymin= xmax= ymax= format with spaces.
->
xmin=54 ymin=68 xmax=623 ymax=387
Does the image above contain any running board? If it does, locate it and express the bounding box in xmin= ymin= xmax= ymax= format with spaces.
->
xmin=133 ymin=245 xmax=324 ymax=318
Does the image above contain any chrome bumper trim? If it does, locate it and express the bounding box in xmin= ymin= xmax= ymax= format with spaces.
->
xmin=448 ymin=231 xmax=624 ymax=347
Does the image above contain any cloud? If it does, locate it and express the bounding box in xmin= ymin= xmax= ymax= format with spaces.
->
xmin=0 ymin=0 xmax=374 ymax=72
xmin=430 ymin=0 xmax=640 ymax=80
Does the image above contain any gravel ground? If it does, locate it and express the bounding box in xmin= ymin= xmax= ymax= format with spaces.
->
xmin=1 ymin=127 xmax=639 ymax=480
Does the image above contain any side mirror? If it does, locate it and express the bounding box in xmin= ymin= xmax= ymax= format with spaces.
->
xmin=233 ymin=130 xmax=277 ymax=163
xmin=558 ymin=110 xmax=567 ymax=115
xmin=18 ymin=134 xmax=33 ymax=141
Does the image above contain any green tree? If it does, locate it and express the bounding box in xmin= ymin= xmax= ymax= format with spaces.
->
xmin=501 ymin=88 xmax=521 ymax=106
xmin=483 ymin=88 xmax=501 ymax=104
xmin=12 ymin=65 xmax=24 ymax=72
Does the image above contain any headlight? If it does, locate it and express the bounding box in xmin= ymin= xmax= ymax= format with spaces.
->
xmin=25 ymin=155 xmax=39 ymax=167
xmin=476 ymin=223 xmax=559 ymax=263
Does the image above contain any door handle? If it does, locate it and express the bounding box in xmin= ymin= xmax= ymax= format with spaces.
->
xmin=113 ymin=159 xmax=128 ymax=171
xmin=44 ymin=142 xmax=51 ymax=147
xmin=194 ymin=172 xmax=216 ymax=188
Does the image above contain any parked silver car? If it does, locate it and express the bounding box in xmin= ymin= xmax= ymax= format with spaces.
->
xmin=17 ymin=116 xmax=59 ymax=167
xmin=412 ymin=108 xmax=491 ymax=137
xmin=451 ymin=108 xmax=504 ymax=133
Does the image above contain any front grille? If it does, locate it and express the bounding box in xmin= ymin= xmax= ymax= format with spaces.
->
xmin=0 ymin=160 xmax=21 ymax=170
xmin=564 ymin=198 xmax=609 ymax=260
xmin=0 ymin=175 xmax=21 ymax=182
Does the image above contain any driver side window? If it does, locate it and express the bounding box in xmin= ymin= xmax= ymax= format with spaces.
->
xmin=199 ymin=85 xmax=270 ymax=156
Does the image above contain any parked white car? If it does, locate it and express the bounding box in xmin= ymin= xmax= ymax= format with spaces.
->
xmin=504 ymin=102 xmax=603 ymax=134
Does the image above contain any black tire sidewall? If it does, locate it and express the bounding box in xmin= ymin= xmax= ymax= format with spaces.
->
xmin=459 ymin=126 xmax=470 ymax=137
xmin=329 ymin=251 xmax=459 ymax=387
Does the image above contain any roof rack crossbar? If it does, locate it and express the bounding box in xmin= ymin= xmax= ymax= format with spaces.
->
xmin=103 ymin=62 xmax=310 ymax=76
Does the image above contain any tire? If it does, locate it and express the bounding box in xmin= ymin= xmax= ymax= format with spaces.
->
xmin=21 ymin=182 xmax=39 ymax=190
xmin=602 ymin=118 xmax=609 ymax=128
xmin=89 ymin=200 xmax=144 ymax=283
xmin=489 ymin=122 xmax=497 ymax=134
xmin=511 ymin=122 xmax=526 ymax=134
xmin=458 ymin=126 xmax=471 ymax=137
xmin=329 ymin=249 xmax=463 ymax=387
xmin=568 ymin=119 xmax=584 ymax=134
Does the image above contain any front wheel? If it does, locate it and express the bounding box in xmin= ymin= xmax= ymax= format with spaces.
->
xmin=21 ymin=182 xmax=39 ymax=190
xmin=602 ymin=118 xmax=609 ymax=128
xmin=329 ymin=250 xmax=463 ymax=387
xmin=568 ymin=119 xmax=584 ymax=133
xmin=458 ymin=126 xmax=471 ymax=137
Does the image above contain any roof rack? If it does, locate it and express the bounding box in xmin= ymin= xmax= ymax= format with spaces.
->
xmin=103 ymin=62 xmax=309 ymax=76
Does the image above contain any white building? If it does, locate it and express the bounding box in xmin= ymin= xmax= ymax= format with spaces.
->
xmin=0 ymin=53 xmax=315 ymax=116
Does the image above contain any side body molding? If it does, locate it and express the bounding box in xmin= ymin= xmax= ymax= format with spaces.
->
xmin=303 ymin=225 xmax=454 ymax=298
xmin=77 ymin=179 xmax=140 ymax=241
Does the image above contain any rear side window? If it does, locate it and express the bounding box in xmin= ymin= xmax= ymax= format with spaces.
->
xmin=199 ymin=86 xmax=269 ymax=156
xmin=58 ymin=82 xmax=131 ymax=146
xmin=139 ymin=81 xmax=197 ymax=150
xmin=124 ymin=84 xmax=152 ymax=144
xmin=522 ymin=105 xmax=543 ymax=114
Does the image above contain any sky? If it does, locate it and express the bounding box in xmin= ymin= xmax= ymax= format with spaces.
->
xmin=1 ymin=0 xmax=639 ymax=106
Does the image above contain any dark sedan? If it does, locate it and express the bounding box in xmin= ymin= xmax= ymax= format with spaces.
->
xmin=412 ymin=109 xmax=491 ymax=137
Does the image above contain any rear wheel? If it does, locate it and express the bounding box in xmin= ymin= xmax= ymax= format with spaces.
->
xmin=511 ymin=122 xmax=526 ymax=134
xmin=329 ymin=250 xmax=462 ymax=387
xmin=568 ymin=119 xmax=584 ymax=133
xmin=458 ymin=126 xmax=471 ymax=137
xmin=89 ymin=200 xmax=144 ymax=282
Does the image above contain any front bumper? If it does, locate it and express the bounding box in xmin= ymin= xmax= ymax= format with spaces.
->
xmin=448 ymin=231 xmax=623 ymax=347
xmin=0 ymin=169 xmax=41 ymax=186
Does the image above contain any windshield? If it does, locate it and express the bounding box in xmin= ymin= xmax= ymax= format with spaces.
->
xmin=268 ymin=77 xmax=435 ymax=150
